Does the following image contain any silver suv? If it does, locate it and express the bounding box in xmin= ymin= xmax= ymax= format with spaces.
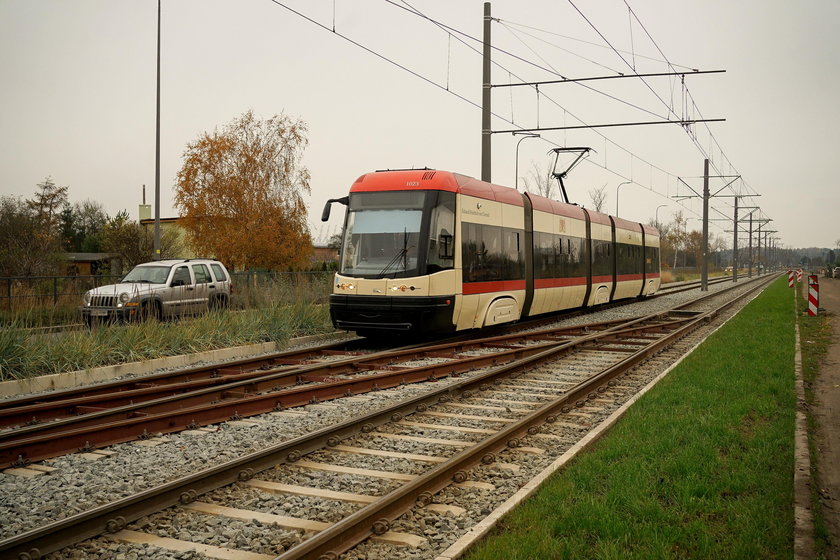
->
xmin=81 ymin=259 xmax=232 ymax=326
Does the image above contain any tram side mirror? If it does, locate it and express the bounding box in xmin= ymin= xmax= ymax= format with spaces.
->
xmin=321 ymin=197 xmax=349 ymax=222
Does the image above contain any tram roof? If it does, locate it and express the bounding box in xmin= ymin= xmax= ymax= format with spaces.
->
xmin=350 ymin=169 xmax=657 ymax=236
xmin=351 ymin=169 xmax=523 ymax=206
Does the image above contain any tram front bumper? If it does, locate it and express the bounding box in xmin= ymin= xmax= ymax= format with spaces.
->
xmin=329 ymin=294 xmax=456 ymax=334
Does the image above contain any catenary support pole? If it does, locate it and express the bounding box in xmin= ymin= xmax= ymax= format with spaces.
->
xmin=732 ymin=197 xmax=739 ymax=282
xmin=154 ymin=0 xmax=161 ymax=260
xmin=481 ymin=2 xmax=491 ymax=182
xmin=701 ymin=159 xmax=709 ymax=291
xmin=748 ymin=213 xmax=753 ymax=278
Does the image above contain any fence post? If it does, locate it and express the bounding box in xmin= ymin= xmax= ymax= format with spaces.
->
xmin=53 ymin=276 xmax=58 ymax=304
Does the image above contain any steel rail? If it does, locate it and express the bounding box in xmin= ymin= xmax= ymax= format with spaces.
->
xmin=0 ymin=338 xmax=361 ymax=412
xmin=0 ymin=275 xmax=774 ymax=467
xmin=273 ymin=274 xmax=778 ymax=559
xmin=0 ymin=273 xmax=742 ymax=423
xmin=0 ymin=316 xmax=683 ymax=467
xmin=0 ymin=299 xmax=728 ymax=558
xmin=0 ymin=275 xmax=775 ymax=559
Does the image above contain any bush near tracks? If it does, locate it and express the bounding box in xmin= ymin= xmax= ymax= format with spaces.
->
xmin=0 ymin=303 xmax=331 ymax=381
xmin=466 ymin=276 xmax=796 ymax=560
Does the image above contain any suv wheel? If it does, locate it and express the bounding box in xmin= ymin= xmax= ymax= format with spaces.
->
xmin=140 ymin=300 xmax=162 ymax=321
xmin=209 ymin=294 xmax=228 ymax=311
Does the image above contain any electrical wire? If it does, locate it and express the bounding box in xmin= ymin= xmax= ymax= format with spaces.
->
xmin=270 ymin=0 xmax=738 ymax=235
xmin=385 ymin=0 xmax=694 ymax=189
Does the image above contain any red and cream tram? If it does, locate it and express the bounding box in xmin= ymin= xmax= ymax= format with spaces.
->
xmin=321 ymin=169 xmax=660 ymax=336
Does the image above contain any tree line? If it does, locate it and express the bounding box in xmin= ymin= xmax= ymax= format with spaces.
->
xmin=1 ymin=110 xmax=314 ymax=278
xmin=0 ymin=178 xmax=184 ymax=277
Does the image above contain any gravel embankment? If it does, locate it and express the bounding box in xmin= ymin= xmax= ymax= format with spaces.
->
xmin=0 ymin=278 xmax=767 ymax=559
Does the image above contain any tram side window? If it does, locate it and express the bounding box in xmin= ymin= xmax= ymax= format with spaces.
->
xmin=427 ymin=192 xmax=456 ymax=273
xmin=645 ymin=246 xmax=660 ymax=274
xmin=616 ymin=243 xmax=639 ymax=276
xmin=565 ymin=236 xmax=586 ymax=278
xmin=502 ymin=229 xmax=524 ymax=280
xmin=462 ymin=223 xmax=524 ymax=283
xmin=592 ymin=239 xmax=612 ymax=277
xmin=462 ymin=223 xmax=496 ymax=283
xmin=535 ymin=232 xmax=556 ymax=279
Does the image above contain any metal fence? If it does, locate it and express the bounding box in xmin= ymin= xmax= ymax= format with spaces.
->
xmin=0 ymin=271 xmax=335 ymax=312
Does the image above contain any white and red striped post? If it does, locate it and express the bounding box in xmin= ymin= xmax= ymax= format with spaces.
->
xmin=788 ymin=270 xmax=795 ymax=287
xmin=808 ymin=275 xmax=819 ymax=316
xmin=796 ymin=269 xmax=803 ymax=283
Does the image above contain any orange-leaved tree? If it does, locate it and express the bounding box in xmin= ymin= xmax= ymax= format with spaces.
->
xmin=174 ymin=110 xmax=312 ymax=271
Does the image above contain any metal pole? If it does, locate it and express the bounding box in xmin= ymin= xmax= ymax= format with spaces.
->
xmin=154 ymin=0 xmax=161 ymax=260
xmin=615 ymin=181 xmax=631 ymax=216
xmin=513 ymin=132 xmax=539 ymax=191
xmin=756 ymin=221 xmax=763 ymax=274
xmin=732 ymin=197 xmax=738 ymax=282
xmin=481 ymin=2 xmax=491 ymax=182
xmin=701 ymin=158 xmax=709 ymax=291
xmin=655 ymin=204 xmax=667 ymax=228
xmin=748 ymin=213 xmax=753 ymax=278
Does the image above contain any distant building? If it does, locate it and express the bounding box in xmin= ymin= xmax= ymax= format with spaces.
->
xmin=65 ymin=253 xmax=119 ymax=276
xmin=312 ymin=243 xmax=339 ymax=263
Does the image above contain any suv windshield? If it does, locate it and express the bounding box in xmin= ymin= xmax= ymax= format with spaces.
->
xmin=122 ymin=265 xmax=171 ymax=284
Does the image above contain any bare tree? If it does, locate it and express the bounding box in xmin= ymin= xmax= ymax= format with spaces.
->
xmin=668 ymin=210 xmax=689 ymax=269
xmin=588 ymin=184 xmax=608 ymax=213
xmin=521 ymin=162 xmax=555 ymax=199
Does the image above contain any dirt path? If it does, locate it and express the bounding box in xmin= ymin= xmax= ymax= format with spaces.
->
xmin=811 ymin=275 xmax=840 ymax=559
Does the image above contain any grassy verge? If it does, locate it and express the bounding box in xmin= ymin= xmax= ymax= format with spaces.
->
xmin=797 ymin=284 xmax=834 ymax=558
xmin=465 ymin=276 xmax=796 ymax=560
xmin=0 ymin=303 xmax=332 ymax=381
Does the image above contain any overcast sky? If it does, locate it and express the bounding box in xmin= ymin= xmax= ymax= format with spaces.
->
xmin=1 ymin=0 xmax=838 ymax=250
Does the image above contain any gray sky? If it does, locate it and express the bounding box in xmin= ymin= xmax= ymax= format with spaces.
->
xmin=1 ymin=0 xmax=838 ymax=250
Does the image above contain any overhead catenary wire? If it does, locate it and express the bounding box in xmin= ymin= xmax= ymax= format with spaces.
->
xmin=386 ymin=0 xmax=702 ymax=197
xmin=272 ymin=0 xmax=739 ymax=233
xmin=495 ymin=17 xmax=700 ymax=72
xmin=498 ymin=11 xmax=761 ymax=206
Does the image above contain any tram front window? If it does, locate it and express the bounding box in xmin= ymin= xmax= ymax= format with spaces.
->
xmin=340 ymin=191 xmax=425 ymax=278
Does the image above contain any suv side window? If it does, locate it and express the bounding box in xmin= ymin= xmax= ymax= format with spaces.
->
xmin=171 ymin=266 xmax=192 ymax=286
xmin=210 ymin=263 xmax=228 ymax=282
xmin=192 ymin=264 xmax=211 ymax=284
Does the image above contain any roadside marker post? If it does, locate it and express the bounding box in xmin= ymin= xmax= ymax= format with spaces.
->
xmin=788 ymin=270 xmax=795 ymax=287
xmin=808 ymin=275 xmax=819 ymax=316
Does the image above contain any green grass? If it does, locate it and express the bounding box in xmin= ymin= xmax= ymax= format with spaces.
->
xmin=465 ymin=276 xmax=796 ymax=560
xmin=0 ymin=302 xmax=332 ymax=381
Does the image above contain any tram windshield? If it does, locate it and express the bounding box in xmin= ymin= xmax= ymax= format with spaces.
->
xmin=339 ymin=190 xmax=455 ymax=279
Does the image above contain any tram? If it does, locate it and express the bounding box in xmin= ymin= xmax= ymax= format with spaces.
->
xmin=321 ymin=169 xmax=660 ymax=336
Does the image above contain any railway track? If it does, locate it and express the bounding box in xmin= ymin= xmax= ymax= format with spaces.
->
xmin=0 ymin=275 xmax=758 ymax=469
xmin=0 ymin=274 xmax=776 ymax=559
xmin=15 ymin=274 xmax=738 ymax=342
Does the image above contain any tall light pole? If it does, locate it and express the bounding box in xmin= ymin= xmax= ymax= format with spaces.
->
xmin=615 ymin=181 xmax=632 ymax=216
xmin=655 ymin=204 xmax=667 ymax=228
xmin=153 ymin=0 xmax=161 ymax=260
xmin=481 ymin=2 xmax=491 ymax=182
xmin=513 ymin=132 xmax=539 ymax=191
